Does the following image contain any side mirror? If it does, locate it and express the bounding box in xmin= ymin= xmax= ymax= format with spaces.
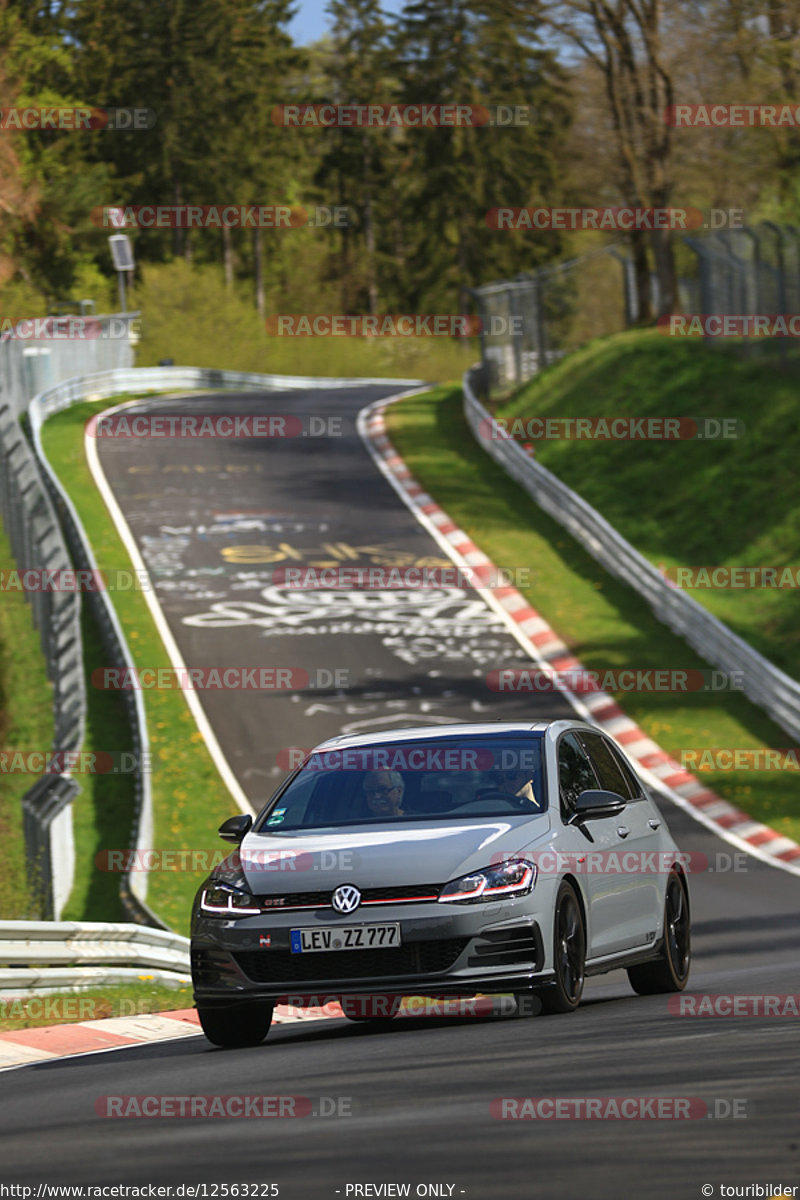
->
xmin=218 ymin=814 xmax=252 ymax=843
xmin=569 ymin=789 xmax=626 ymax=823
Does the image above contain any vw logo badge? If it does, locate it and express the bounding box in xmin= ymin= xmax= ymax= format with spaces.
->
xmin=331 ymin=884 xmax=361 ymax=914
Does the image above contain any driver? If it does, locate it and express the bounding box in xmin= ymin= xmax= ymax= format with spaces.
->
xmin=491 ymin=767 xmax=540 ymax=808
xmin=363 ymin=770 xmax=405 ymax=817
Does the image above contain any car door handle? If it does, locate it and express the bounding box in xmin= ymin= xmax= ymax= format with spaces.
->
xmin=648 ymin=819 xmax=661 ymax=830
xmin=617 ymin=826 xmax=630 ymax=838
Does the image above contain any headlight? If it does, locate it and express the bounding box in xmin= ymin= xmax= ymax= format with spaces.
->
xmin=200 ymin=881 xmax=261 ymax=916
xmin=438 ymin=858 xmax=536 ymax=903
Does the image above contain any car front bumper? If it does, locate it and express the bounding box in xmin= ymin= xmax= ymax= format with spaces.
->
xmin=191 ymin=900 xmax=551 ymax=1007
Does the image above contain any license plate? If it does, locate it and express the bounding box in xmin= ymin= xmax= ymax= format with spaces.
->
xmin=290 ymin=924 xmax=401 ymax=954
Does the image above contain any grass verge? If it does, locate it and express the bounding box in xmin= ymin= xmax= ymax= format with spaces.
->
xmin=0 ymin=979 xmax=193 ymax=1032
xmin=385 ymin=385 xmax=800 ymax=845
xmin=495 ymin=329 xmax=800 ymax=681
xmin=40 ymin=397 xmax=236 ymax=933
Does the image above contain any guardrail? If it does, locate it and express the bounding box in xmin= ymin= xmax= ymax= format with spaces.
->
xmin=0 ymin=920 xmax=190 ymax=994
xmin=463 ymin=364 xmax=800 ymax=743
xmin=0 ymin=404 xmax=84 ymax=919
xmin=0 ymin=315 xmax=137 ymax=920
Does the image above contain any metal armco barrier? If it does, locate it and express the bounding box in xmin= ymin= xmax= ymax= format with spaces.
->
xmin=0 ymin=403 xmax=84 ymax=920
xmin=0 ymin=318 xmax=134 ymax=921
xmin=0 ymin=920 xmax=190 ymax=994
xmin=463 ymin=365 xmax=800 ymax=743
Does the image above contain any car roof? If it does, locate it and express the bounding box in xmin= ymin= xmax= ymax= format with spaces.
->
xmin=312 ymin=720 xmax=589 ymax=752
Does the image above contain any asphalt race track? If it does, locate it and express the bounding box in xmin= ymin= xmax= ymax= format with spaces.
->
xmin=1 ymin=387 xmax=798 ymax=1197
xmin=92 ymin=386 xmax=578 ymax=801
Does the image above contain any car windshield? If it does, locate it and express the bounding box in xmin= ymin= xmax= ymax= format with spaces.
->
xmin=255 ymin=736 xmax=546 ymax=831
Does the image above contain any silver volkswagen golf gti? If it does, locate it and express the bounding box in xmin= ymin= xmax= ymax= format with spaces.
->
xmin=191 ymin=720 xmax=691 ymax=1046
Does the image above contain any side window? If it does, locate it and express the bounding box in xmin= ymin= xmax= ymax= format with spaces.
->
xmin=581 ymin=732 xmax=633 ymax=800
xmin=608 ymin=741 xmax=644 ymax=800
xmin=558 ymin=732 xmax=599 ymax=818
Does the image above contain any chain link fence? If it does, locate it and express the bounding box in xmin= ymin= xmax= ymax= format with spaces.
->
xmin=469 ymin=246 xmax=628 ymax=402
xmin=471 ymin=225 xmax=800 ymax=402
xmin=683 ymin=224 xmax=800 ymax=319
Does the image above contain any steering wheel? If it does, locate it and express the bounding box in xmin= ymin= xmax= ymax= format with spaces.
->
xmin=475 ymin=787 xmax=533 ymax=812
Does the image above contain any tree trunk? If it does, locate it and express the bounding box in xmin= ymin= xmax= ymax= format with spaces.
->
xmin=630 ymin=231 xmax=653 ymax=324
xmin=253 ymin=226 xmax=265 ymax=320
xmin=363 ymin=135 xmax=378 ymax=315
xmin=222 ymin=224 xmax=234 ymax=290
xmin=172 ymin=176 xmax=184 ymax=259
xmin=651 ymin=226 xmax=677 ymax=315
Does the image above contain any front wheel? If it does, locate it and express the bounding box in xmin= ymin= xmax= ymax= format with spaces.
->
xmin=627 ymin=871 xmax=691 ymax=995
xmin=197 ymin=1001 xmax=274 ymax=1047
xmin=539 ymin=881 xmax=586 ymax=1014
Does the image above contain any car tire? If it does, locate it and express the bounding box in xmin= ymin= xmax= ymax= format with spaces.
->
xmin=627 ymin=871 xmax=691 ymax=995
xmin=340 ymin=995 xmax=402 ymax=1022
xmin=539 ymin=881 xmax=586 ymax=1014
xmin=197 ymin=1001 xmax=274 ymax=1047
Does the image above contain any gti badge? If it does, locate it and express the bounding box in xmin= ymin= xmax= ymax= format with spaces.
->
xmin=331 ymin=884 xmax=361 ymax=914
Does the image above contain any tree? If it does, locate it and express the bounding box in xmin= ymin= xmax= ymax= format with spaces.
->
xmin=391 ymin=0 xmax=571 ymax=313
xmin=542 ymin=0 xmax=676 ymax=319
xmin=0 ymin=0 xmax=112 ymax=301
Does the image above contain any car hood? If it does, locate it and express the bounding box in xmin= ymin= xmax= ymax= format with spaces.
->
xmin=234 ymin=816 xmax=552 ymax=893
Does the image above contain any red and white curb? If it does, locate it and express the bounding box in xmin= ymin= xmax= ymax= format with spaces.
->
xmin=0 ymin=1005 xmax=336 ymax=1070
xmin=0 ymin=998 xmax=507 ymax=1070
xmin=358 ymin=395 xmax=800 ymax=877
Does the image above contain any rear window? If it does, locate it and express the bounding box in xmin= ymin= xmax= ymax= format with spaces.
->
xmin=254 ymin=737 xmax=546 ymax=831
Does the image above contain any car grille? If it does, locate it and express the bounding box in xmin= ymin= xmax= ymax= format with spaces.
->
xmin=233 ymin=939 xmax=469 ymax=983
xmin=256 ymin=884 xmax=442 ymax=911
xmin=466 ymin=925 xmax=541 ymax=968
